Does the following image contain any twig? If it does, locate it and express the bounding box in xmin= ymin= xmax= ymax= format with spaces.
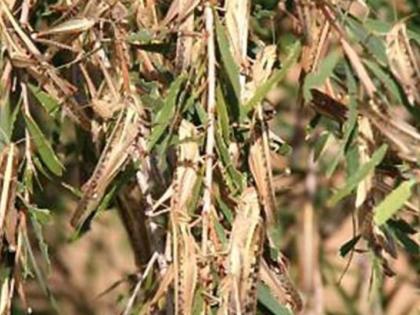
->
xmin=201 ymin=2 xmax=216 ymax=255
xmin=0 ymin=144 xmax=15 ymax=232
xmin=122 ymin=252 xmax=158 ymax=315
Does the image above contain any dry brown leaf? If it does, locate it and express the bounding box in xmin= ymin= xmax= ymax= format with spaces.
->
xmin=386 ymin=21 xmax=420 ymax=105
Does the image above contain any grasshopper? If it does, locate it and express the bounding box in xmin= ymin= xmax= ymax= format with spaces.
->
xmin=386 ymin=21 xmax=420 ymax=106
xmin=218 ymin=187 xmax=263 ymax=315
xmin=246 ymin=46 xmax=279 ymax=247
xmin=0 ymin=2 xmax=91 ymax=130
xmin=70 ymin=99 xmax=141 ymax=229
xmin=357 ymin=193 xmax=396 ymax=277
xmin=169 ymin=120 xmax=200 ymax=315
xmin=296 ymin=0 xmax=330 ymax=75
xmin=310 ymin=89 xmax=420 ymax=164
xmin=310 ymin=89 xmax=408 ymax=277
xmin=260 ymin=259 xmax=303 ymax=313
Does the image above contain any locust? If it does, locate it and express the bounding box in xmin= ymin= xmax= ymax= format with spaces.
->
xmin=309 ymin=88 xmax=413 ymax=276
xmin=246 ymin=46 xmax=279 ymax=247
xmin=169 ymin=120 xmax=200 ymax=315
xmin=296 ymin=0 xmax=330 ymax=75
xmin=356 ymin=113 xmax=399 ymax=278
xmin=260 ymin=259 xmax=303 ymax=313
xmin=245 ymin=44 xmax=303 ymax=314
xmin=248 ymin=113 xmax=277 ymax=242
xmin=357 ymin=193 xmax=396 ymax=277
xmin=386 ymin=21 xmax=420 ymax=106
xmin=310 ymin=89 xmax=420 ymax=164
xmin=218 ymin=187 xmax=263 ymax=315
xmin=70 ymin=99 xmax=141 ymax=229
xmin=0 ymin=1 xmax=91 ymax=130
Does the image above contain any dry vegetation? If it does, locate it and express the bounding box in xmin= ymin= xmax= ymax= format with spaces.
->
xmin=0 ymin=0 xmax=419 ymax=314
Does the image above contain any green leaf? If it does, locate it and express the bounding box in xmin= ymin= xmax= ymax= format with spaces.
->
xmin=339 ymin=235 xmax=361 ymax=257
xmin=24 ymin=114 xmax=64 ymax=176
xmin=391 ymin=228 xmax=420 ymax=255
xmin=408 ymin=29 xmax=420 ymax=45
xmin=33 ymin=155 xmax=52 ymax=180
xmin=0 ymin=94 xmax=20 ymax=149
xmin=22 ymin=228 xmax=60 ymax=312
xmin=148 ymin=76 xmax=185 ymax=150
xmin=363 ymin=60 xmax=404 ymax=104
xmin=28 ymin=206 xmax=51 ymax=224
xmin=29 ymin=211 xmax=52 ymax=273
xmin=28 ymin=84 xmax=60 ymax=115
xmin=303 ymin=50 xmax=341 ymax=102
xmin=215 ymin=129 xmax=244 ymax=193
xmin=213 ymin=217 xmax=228 ymax=249
xmin=374 ymin=180 xmax=416 ymax=225
xmin=387 ymin=219 xmax=416 ymax=234
xmin=61 ymin=182 xmax=83 ymax=198
xmin=257 ymin=283 xmax=293 ymax=315
xmin=214 ymin=13 xmax=241 ymax=101
xmin=313 ymin=132 xmax=331 ymax=161
xmin=243 ymin=42 xmax=301 ymax=116
xmin=216 ymin=193 xmax=234 ymax=223
xmin=364 ymin=18 xmax=391 ymax=34
xmin=216 ymin=85 xmax=231 ymax=143
xmin=328 ymin=144 xmax=388 ymax=206
xmin=345 ymin=17 xmax=387 ymax=65
xmin=326 ymin=61 xmax=358 ymax=177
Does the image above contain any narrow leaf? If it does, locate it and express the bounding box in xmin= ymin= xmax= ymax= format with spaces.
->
xmin=257 ymin=283 xmax=293 ymax=315
xmin=214 ymin=13 xmax=241 ymax=100
xmin=148 ymin=76 xmax=185 ymax=150
xmin=28 ymin=84 xmax=60 ymax=115
xmin=303 ymin=50 xmax=341 ymax=102
xmin=24 ymin=114 xmax=64 ymax=176
xmin=339 ymin=235 xmax=361 ymax=257
xmin=374 ymin=180 xmax=416 ymax=225
xmin=328 ymin=144 xmax=388 ymax=206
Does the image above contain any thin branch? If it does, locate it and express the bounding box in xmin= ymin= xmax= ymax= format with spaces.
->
xmin=122 ymin=252 xmax=158 ymax=315
xmin=201 ymin=2 xmax=216 ymax=255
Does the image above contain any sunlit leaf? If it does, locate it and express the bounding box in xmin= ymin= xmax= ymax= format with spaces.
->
xmin=24 ymin=114 xmax=64 ymax=176
xmin=328 ymin=144 xmax=388 ymax=206
xmin=214 ymin=12 xmax=241 ymax=101
xmin=374 ymin=180 xmax=416 ymax=225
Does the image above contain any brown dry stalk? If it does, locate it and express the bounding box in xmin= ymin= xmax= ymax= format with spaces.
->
xmin=1 ymin=184 xmax=25 ymax=315
xmin=123 ymin=252 xmax=159 ymax=315
xmin=0 ymin=144 xmax=17 ymax=237
xmin=202 ymin=3 xmax=216 ymax=256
